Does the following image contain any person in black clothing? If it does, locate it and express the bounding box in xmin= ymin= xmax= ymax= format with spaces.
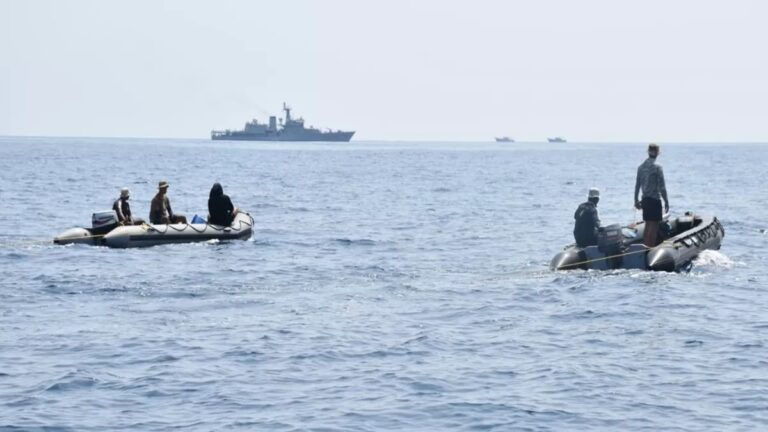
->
xmin=208 ymin=182 xmax=239 ymax=226
xmin=113 ymin=187 xmax=144 ymax=225
xmin=573 ymin=187 xmax=601 ymax=247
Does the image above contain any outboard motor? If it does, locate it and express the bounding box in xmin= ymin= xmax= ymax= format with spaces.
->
xmin=597 ymin=224 xmax=623 ymax=254
xmin=597 ymin=224 xmax=625 ymax=268
xmin=91 ymin=210 xmax=119 ymax=235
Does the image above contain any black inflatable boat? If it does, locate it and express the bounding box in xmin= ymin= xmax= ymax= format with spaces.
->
xmin=551 ymin=212 xmax=725 ymax=272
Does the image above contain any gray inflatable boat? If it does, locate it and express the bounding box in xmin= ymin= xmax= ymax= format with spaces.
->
xmin=550 ymin=212 xmax=725 ymax=272
xmin=54 ymin=210 xmax=254 ymax=248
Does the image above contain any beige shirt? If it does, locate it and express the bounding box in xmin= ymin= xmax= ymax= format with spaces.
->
xmin=149 ymin=193 xmax=172 ymax=223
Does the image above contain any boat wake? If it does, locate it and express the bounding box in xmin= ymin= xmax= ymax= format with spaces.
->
xmin=691 ymin=250 xmax=735 ymax=270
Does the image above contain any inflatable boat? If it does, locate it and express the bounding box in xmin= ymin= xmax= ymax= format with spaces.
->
xmin=54 ymin=210 xmax=254 ymax=248
xmin=550 ymin=212 xmax=724 ymax=272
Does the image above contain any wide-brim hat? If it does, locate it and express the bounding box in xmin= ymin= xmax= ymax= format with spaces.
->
xmin=158 ymin=180 xmax=169 ymax=189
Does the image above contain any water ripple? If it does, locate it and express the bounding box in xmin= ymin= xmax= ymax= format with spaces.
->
xmin=1 ymin=138 xmax=767 ymax=431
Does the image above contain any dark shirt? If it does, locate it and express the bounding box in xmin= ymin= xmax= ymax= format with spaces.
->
xmin=208 ymin=194 xmax=235 ymax=226
xmin=113 ymin=198 xmax=132 ymax=223
xmin=573 ymin=201 xmax=600 ymax=247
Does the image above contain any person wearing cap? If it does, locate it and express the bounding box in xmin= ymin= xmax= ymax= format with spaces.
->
xmin=573 ymin=187 xmax=602 ymax=248
xmin=112 ymin=187 xmax=144 ymax=225
xmin=149 ymin=180 xmax=187 ymax=224
xmin=634 ymin=143 xmax=669 ymax=247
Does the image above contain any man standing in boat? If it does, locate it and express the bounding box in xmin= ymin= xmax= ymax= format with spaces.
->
xmin=634 ymin=143 xmax=669 ymax=247
xmin=150 ymin=180 xmax=187 ymax=224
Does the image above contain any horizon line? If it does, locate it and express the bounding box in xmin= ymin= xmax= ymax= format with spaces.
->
xmin=1 ymin=134 xmax=768 ymax=145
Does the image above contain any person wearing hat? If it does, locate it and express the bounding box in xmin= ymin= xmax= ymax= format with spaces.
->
xmin=634 ymin=143 xmax=669 ymax=247
xmin=112 ymin=187 xmax=144 ymax=225
xmin=149 ymin=180 xmax=187 ymax=224
xmin=573 ymin=187 xmax=602 ymax=248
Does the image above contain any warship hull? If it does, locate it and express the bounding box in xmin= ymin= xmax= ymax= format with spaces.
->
xmin=212 ymin=131 xmax=354 ymax=142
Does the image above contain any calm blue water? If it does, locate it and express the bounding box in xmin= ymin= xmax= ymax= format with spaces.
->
xmin=1 ymin=136 xmax=767 ymax=431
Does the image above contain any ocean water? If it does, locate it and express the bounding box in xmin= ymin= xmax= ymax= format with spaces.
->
xmin=1 ymin=136 xmax=766 ymax=431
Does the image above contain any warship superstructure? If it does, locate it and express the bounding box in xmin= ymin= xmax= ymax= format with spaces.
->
xmin=212 ymin=103 xmax=354 ymax=142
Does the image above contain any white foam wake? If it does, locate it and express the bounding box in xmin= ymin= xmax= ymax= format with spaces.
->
xmin=692 ymin=249 xmax=736 ymax=269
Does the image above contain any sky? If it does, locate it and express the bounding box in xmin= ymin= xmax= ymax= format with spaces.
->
xmin=1 ymin=0 xmax=767 ymax=141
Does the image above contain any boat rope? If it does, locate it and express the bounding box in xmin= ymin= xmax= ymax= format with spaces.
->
xmin=556 ymin=244 xmax=670 ymax=269
xmin=50 ymin=232 xmax=109 ymax=243
xmin=142 ymin=213 xmax=253 ymax=235
xmin=1 ymin=238 xmax=74 ymax=248
xmin=48 ymin=222 xmax=158 ymax=243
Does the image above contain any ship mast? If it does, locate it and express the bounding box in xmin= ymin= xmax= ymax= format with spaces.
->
xmin=283 ymin=102 xmax=292 ymax=123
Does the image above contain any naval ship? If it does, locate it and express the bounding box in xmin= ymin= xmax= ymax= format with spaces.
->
xmin=211 ymin=103 xmax=355 ymax=142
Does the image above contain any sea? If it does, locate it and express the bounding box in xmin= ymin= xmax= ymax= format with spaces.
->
xmin=1 ymin=136 xmax=766 ymax=431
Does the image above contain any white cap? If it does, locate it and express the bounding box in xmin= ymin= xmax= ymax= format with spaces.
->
xmin=120 ymin=187 xmax=130 ymax=198
xmin=588 ymin=187 xmax=600 ymax=198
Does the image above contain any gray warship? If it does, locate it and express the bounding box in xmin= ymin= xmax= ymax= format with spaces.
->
xmin=211 ymin=103 xmax=354 ymax=142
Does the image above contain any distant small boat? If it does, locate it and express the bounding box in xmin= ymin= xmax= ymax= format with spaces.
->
xmin=495 ymin=136 xmax=514 ymax=143
xmin=547 ymin=137 xmax=567 ymax=143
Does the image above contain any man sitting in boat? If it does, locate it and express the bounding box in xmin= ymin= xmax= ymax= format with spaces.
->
xmin=207 ymin=182 xmax=239 ymax=226
xmin=573 ymin=187 xmax=602 ymax=247
xmin=149 ymin=180 xmax=187 ymax=224
xmin=113 ymin=187 xmax=144 ymax=226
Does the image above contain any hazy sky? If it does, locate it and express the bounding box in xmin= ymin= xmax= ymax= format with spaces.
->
xmin=2 ymin=0 xmax=766 ymax=141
